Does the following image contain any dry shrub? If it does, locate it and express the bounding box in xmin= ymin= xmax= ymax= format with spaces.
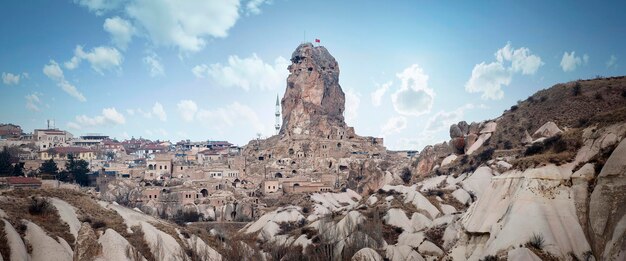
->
xmin=424 ymin=224 xmax=446 ymax=248
xmin=128 ymin=225 xmax=156 ymax=261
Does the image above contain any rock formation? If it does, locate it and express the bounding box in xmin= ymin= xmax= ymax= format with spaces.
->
xmin=241 ymin=43 xmax=389 ymax=192
xmin=281 ymin=43 xmax=347 ymax=137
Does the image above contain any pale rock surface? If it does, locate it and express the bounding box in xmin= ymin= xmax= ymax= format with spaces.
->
xmin=480 ymin=122 xmax=497 ymax=134
xmin=385 ymin=245 xmax=425 ymax=261
xmin=397 ymin=231 xmax=425 ymax=248
xmin=589 ymin=138 xmax=626 ymax=258
xmin=441 ymin=204 xmax=457 ymax=215
xmin=417 ymin=175 xmax=447 ymax=192
xmin=418 ymin=240 xmax=444 ymax=256
xmin=2 ymin=219 xmax=28 ymax=261
xmin=384 ymin=208 xmax=413 ymax=232
xmin=441 ymin=154 xmax=457 ymax=167
xmin=243 ymin=206 xmax=304 ymax=240
xmin=461 ymin=166 xmax=592 ymax=259
xmin=50 ymin=198 xmax=81 ymax=240
xmin=532 ymin=121 xmax=562 ymax=139
xmin=464 ymin=133 xmax=479 ymax=154
xmin=466 ymin=133 xmax=491 ymax=155
xmin=452 ymin=188 xmax=471 ymax=205
xmin=381 ymin=185 xmax=440 ymax=219
xmin=410 ymin=212 xmax=432 ymax=232
xmin=97 ymin=229 xmax=146 ymax=261
xmin=23 ymin=220 xmax=73 ymax=261
xmin=352 ymin=247 xmax=383 ymax=261
xmin=460 ymin=166 xmax=494 ymax=198
xmin=507 ymin=247 xmax=541 ymax=261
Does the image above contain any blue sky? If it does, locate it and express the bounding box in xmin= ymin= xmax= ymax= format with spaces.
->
xmin=1 ymin=0 xmax=624 ymax=150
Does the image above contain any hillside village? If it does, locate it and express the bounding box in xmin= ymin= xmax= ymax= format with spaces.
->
xmin=0 ymin=43 xmax=625 ymax=261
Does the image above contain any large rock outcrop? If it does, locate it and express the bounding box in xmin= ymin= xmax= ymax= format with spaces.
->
xmin=281 ymin=43 xmax=347 ymax=137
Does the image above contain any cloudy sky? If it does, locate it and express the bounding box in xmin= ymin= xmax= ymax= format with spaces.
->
xmin=1 ymin=1 xmax=624 ymax=150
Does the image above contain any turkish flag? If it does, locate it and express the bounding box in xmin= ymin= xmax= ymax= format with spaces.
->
xmin=315 ymin=39 xmax=320 ymax=43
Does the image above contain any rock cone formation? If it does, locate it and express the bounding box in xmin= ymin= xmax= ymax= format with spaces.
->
xmin=281 ymin=43 xmax=347 ymax=137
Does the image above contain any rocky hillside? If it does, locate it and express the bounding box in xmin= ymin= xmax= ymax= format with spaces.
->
xmin=0 ymin=189 xmax=223 ymax=261
xmin=231 ymin=76 xmax=626 ymax=261
xmin=1 ymin=72 xmax=624 ymax=260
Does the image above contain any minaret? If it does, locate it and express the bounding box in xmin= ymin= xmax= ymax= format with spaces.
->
xmin=275 ymin=95 xmax=281 ymax=135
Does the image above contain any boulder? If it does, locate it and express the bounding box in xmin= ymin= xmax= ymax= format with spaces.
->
xmin=418 ymin=240 xmax=444 ymax=256
xmin=450 ymin=124 xmax=463 ymax=138
xmin=451 ymin=137 xmax=465 ymax=154
xmin=480 ymin=122 xmax=497 ymax=134
xmin=508 ymin=248 xmax=541 ymax=261
xmin=532 ymin=121 xmax=563 ymax=139
xmin=441 ymin=154 xmax=457 ymax=167
xmin=589 ymin=138 xmax=626 ymax=257
xmin=352 ymin=248 xmax=383 ymax=261
xmin=522 ymin=130 xmax=533 ymax=144
xmin=458 ymin=121 xmax=469 ymax=135
xmin=464 ymin=133 xmax=478 ymax=154
xmin=469 ymin=122 xmax=480 ymax=135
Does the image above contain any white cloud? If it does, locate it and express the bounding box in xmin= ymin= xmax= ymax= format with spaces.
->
xmin=391 ymin=64 xmax=435 ymax=116
xmin=143 ymin=53 xmax=164 ymax=77
xmin=43 ymin=60 xmax=86 ymax=102
xmin=177 ymin=100 xmax=198 ymax=122
xmin=607 ymin=55 xmax=618 ymax=69
xmin=74 ymin=0 xmax=125 ymax=15
xmin=145 ymin=128 xmax=169 ymax=138
xmin=381 ymin=116 xmax=407 ymax=136
xmin=126 ymin=0 xmax=240 ymax=52
xmin=103 ymin=16 xmax=135 ymax=49
xmin=465 ymin=62 xmax=510 ymax=100
xmin=195 ymin=54 xmax=289 ymax=91
xmin=196 ymin=102 xmax=267 ymax=135
xmin=65 ymin=45 xmax=123 ymax=74
xmin=2 ymin=72 xmax=21 ymax=85
xmin=495 ymin=42 xmax=543 ymax=75
xmin=466 ymin=42 xmax=542 ymax=100
xmin=126 ymin=109 xmax=135 ymax=116
xmin=152 ymin=102 xmax=167 ymax=121
xmin=371 ymin=81 xmax=392 ymax=107
xmin=43 ymin=61 xmax=64 ymax=81
xmin=72 ymin=107 xmax=126 ymax=128
xmin=344 ymin=89 xmax=360 ymax=126
xmin=25 ymin=92 xmax=43 ymax=112
xmin=67 ymin=122 xmax=82 ymax=130
xmin=425 ymin=104 xmax=475 ymax=132
xmin=245 ymin=0 xmax=272 ymax=15
xmin=560 ymin=51 xmax=588 ymax=72
xmin=192 ymin=65 xmax=209 ymax=78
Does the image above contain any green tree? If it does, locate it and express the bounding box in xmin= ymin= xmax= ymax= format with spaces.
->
xmin=39 ymin=158 xmax=59 ymax=175
xmin=12 ymin=162 xmax=25 ymax=176
xmin=66 ymin=154 xmax=90 ymax=186
xmin=0 ymin=147 xmax=14 ymax=176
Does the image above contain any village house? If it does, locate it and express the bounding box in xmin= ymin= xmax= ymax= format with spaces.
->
xmin=39 ymin=146 xmax=96 ymax=161
xmin=262 ymin=179 xmax=280 ymax=194
xmin=0 ymin=123 xmax=22 ymax=139
xmin=134 ymin=144 xmax=167 ymax=158
xmin=71 ymin=134 xmax=109 ymax=147
xmin=33 ymin=128 xmax=73 ymax=150
xmin=145 ymin=155 xmax=172 ymax=180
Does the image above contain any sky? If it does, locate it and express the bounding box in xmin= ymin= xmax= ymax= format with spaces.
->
xmin=1 ymin=0 xmax=625 ymax=150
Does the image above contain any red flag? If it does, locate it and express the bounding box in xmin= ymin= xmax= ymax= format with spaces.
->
xmin=315 ymin=39 xmax=320 ymax=43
